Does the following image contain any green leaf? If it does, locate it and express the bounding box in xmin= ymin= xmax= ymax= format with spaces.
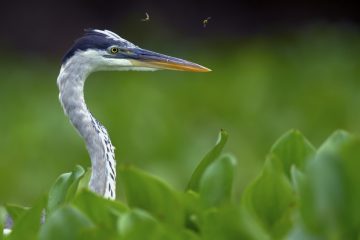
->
xmin=4 ymin=205 xmax=28 ymax=227
xmin=120 ymin=166 xmax=184 ymax=226
xmin=183 ymin=191 xmax=201 ymax=233
xmin=39 ymin=206 xmax=94 ymax=240
xmin=270 ymin=129 xmax=315 ymax=178
xmin=118 ymin=209 xmax=164 ymax=240
xmin=73 ymin=189 xmax=128 ymax=230
xmin=76 ymin=167 xmax=92 ymax=193
xmin=199 ymin=154 xmax=237 ymax=207
xmin=290 ymin=165 xmax=306 ymax=195
xmin=241 ymin=155 xmax=295 ymax=238
xmin=299 ymin=130 xmax=352 ymax=236
xmin=0 ymin=206 xmax=6 ymax=240
xmin=8 ymin=196 xmax=46 ymax=240
xmin=341 ymin=139 xmax=360 ymax=236
xmin=187 ymin=129 xmax=228 ymax=192
xmin=297 ymin=132 xmax=360 ymax=239
xmin=47 ymin=165 xmax=85 ymax=215
xmin=317 ymin=130 xmax=352 ymax=156
xmin=288 ymin=223 xmax=323 ymax=240
xmin=118 ymin=209 xmax=200 ymax=240
xmin=202 ymin=205 xmax=269 ymax=240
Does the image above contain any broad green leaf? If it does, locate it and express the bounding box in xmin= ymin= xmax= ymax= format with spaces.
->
xmin=288 ymin=223 xmax=323 ymax=240
xmin=0 ymin=206 xmax=6 ymax=240
xmin=118 ymin=209 xmax=164 ymax=240
xmin=39 ymin=206 xmax=94 ymax=240
xmin=3 ymin=205 xmax=27 ymax=227
xmin=298 ymin=134 xmax=360 ymax=239
xmin=118 ymin=209 xmax=200 ymax=240
xmin=298 ymin=158 xmax=341 ymax=237
xmin=341 ymin=139 xmax=360 ymax=236
xmin=47 ymin=165 xmax=85 ymax=215
xmin=187 ymin=130 xmax=228 ymax=192
xmin=290 ymin=165 xmax=306 ymax=195
xmin=316 ymin=130 xmax=352 ymax=156
xmin=242 ymin=155 xmax=295 ymax=238
xmin=270 ymin=129 xmax=315 ymax=178
xmin=64 ymin=166 xmax=86 ymax=202
xmin=8 ymin=196 xmax=46 ymax=240
xmin=73 ymin=189 xmax=128 ymax=230
xmin=199 ymin=155 xmax=237 ymax=207
xmin=299 ymin=130 xmax=351 ymax=236
xmin=237 ymin=205 xmax=271 ymax=240
xmin=120 ymin=166 xmax=184 ymax=226
xmin=202 ymin=205 xmax=269 ymax=240
xmin=179 ymin=230 xmax=201 ymax=240
xmin=76 ymin=167 xmax=92 ymax=193
xmin=183 ymin=191 xmax=201 ymax=232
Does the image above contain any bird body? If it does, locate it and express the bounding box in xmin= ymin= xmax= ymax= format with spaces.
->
xmin=57 ymin=29 xmax=210 ymax=199
xmin=57 ymin=47 xmax=117 ymax=198
xmin=89 ymin=114 xmax=116 ymax=198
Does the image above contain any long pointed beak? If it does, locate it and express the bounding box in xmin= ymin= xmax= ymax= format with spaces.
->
xmin=126 ymin=48 xmax=211 ymax=72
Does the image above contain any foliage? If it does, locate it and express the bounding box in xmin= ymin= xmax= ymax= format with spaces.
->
xmin=2 ymin=129 xmax=360 ymax=239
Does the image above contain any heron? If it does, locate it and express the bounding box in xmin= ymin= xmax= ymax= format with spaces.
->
xmin=2 ymin=29 xmax=210 ymax=235
xmin=57 ymin=29 xmax=210 ymax=200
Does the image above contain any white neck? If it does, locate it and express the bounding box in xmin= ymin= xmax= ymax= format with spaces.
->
xmin=57 ymin=56 xmax=116 ymax=199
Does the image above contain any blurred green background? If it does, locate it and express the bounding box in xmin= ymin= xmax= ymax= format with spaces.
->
xmin=0 ymin=1 xmax=360 ymax=205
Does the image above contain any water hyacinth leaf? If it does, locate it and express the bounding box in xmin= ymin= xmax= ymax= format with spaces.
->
xmin=179 ymin=230 xmax=201 ymax=240
xmin=290 ymin=165 xmax=306 ymax=195
xmin=187 ymin=130 xmax=228 ymax=192
xmin=316 ymin=130 xmax=352 ymax=156
xmin=73 ymin=190 xmax=128 ymax=229
xmin=238 ymin=205 xmax=271 ymax=240
xmin=300 ymin=130 xmax=352 ymax=235
xmin=47 ymin=165 xmax=85 ymax=215
xmin=4 ymin=205 xmax=28 ymax=227
xmin=118 ymin=209 xmax=164 ymax=240
xmin=199 ymin=154 xmax=236 ymax=207
xmin=76 ymin=167 xmax=92 ymax=193
xmin=120 ymin=166 xmax=184 ymax=226
xmin=270 ymin=130 xmax=315 ymax=178
xmin=287 ymin=223 xmax=323 ymax=240
xmin=39 ymin=206 xmax=94 ymax=240
xmin=242 ymin=155 xmax=295 ymax=238
xmin=202 ymin=205 xmax=269 ymax=240
xmin=183 ymin=190 xmax=201 ymax=232
xmin=118 ymin=209 xmax=201 ymax=240
xmin=0 ymin=206 xmax=6 ymax=240
xmin=64 ymin=166 xmax=86 ymax=202
xmin=339 ymin=139 xmax=360 ymax=236
xmin=299 ymin=159 xmax=340 ymax=236
xmin=8 ymin=196 xmax=46 ymax=240
xmin=298 ymin=135 xmax=360 ymax=239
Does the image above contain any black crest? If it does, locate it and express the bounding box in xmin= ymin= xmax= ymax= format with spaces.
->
xmin=62 ymin=29 xmax=134 ymax=64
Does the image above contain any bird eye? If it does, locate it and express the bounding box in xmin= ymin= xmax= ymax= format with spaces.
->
xmin=110 ymin=47 xmax=119 ymax=54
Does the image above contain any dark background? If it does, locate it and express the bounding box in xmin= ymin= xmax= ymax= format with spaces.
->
xmin=0 ymin=1 xmax=359 ymax=204
xmin=0 ymin=1 xmax=358 ymax=56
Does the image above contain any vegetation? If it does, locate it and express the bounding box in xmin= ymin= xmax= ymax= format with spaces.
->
xmin=2 ymin=129 xmax=360 ymax=239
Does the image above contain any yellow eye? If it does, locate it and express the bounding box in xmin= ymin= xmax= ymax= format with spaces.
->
xmin=110 ymin=47 xmax=119 ymax=54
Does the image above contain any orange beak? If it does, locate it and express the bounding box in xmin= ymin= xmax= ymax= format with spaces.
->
xmin=125 ymin=47 xmax=211 ymax=72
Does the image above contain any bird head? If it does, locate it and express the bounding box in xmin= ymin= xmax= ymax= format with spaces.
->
xmin=61 ymin=29 xmax=211 ymax=73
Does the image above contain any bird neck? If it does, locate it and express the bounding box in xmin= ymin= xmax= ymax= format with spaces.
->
xmin=57 ymin=59 xmax=116 ymax=199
